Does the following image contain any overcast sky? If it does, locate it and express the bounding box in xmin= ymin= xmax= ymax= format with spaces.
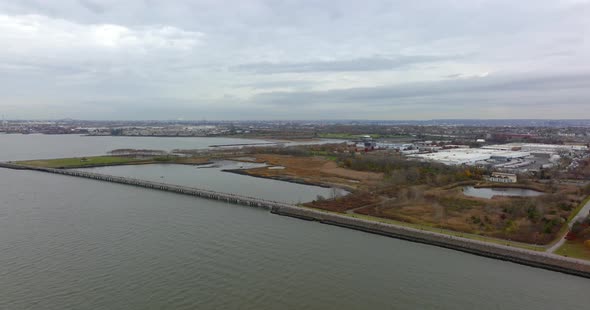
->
xmin=0 ymin=0 xmax=589 ymax=120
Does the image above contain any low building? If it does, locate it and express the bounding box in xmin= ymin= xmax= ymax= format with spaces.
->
xmin=488 ymin=172 xmax=517 ymax=183
xmin=355 ymin=136 xmax=377 ymax=152
xmin=408 ymin=148 xmax=529 ymax=166
xmin=483 ymin=143 xmax=588 ymax=154
xmin=376 ymin=143 xmax=415 ymax=151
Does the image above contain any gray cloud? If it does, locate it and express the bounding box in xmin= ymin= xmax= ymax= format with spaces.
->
xmin=78 ymin=0 xmax=105 ymax=14
xmin=235 ymin=79 xmax=317 ymax=90
xmin=250 ymin=72 xmax=590 ymax=106
xmin=232 ymin=55 xmax=458 ymax=74
xmin=0 ymin=0 xmax=588 ymax=119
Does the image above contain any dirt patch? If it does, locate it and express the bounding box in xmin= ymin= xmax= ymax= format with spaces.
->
xmin=234 ymin=154 xmax=383 ymax=190
xmin=319 ymin=161 xmax=383 ymax=182
xmin=304 ymin=192 xmax=381 ymax=212
xmin=174 ymin=157 xmax=212 ymax=165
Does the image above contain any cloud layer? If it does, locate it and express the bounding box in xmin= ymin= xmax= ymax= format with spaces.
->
xmin=0 ymin=0 xmax=588 ymax=119
xmin=232 ymin=55 xmax=459 ymax=74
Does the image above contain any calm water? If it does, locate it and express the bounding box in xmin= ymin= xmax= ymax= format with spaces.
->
xmin=77 ymin=161 xmax=347 ymax=203
xmin=1 ymin=135 xmax=588 ymax=309
xmin=0 ymin=168 xmax=588 ymax=309
xmin=0 ymin=134 xmax=341 ymax=162
xmin=0 ymin=134 xmax=275 ymax=161
xmin=463 ymin=186 xmax=545 ymax=199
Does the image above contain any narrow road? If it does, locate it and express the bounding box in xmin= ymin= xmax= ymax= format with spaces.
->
xmin=547 ymin=198 xmax=590 ymax=253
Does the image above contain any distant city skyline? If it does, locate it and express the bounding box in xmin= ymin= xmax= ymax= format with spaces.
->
xmin=0 ymin=0 xmax=589 ymax=119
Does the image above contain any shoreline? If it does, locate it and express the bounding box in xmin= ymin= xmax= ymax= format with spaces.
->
xmin=209 ymin=142 xmax=280 ymax=147
xmin=223 ymin=168 xmax=356 ymax=191
xmin=223 ymin=168 xmax=334 ymax=189
xmin=10 ymin=153 xmax=219 ymax=169
xmin=271 ymin=205 xmax=590 ymax=279
xmin=2 ymin=162 xmax=590 ymax=278
xmin=473 ymin=182 xmax=548 ymax=192
xmin=66 ymin=161 xmax=215 ymax=169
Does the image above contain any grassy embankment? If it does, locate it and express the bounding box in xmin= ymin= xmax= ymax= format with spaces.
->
xmin=345 ymin=212 xmax=548 ymax=251
xmin=553 ymin=195 xmax=590 ymax=260
xmin=300 ymin=205 xmax=546 ymax=251
xmin=15 ymin=155 xmax=211 ymax=169
xmin=16 ymin=156 xmax=149 ymax=168
xmin=565 ymin=195 xmax=590 ymax=223
xmin=317 ymin=133 xmax=411 ymax=139
xmin=551 ymin=194 xmax=590 ymax=242
xmin=554 ymin=242 xmax=590 ymax=260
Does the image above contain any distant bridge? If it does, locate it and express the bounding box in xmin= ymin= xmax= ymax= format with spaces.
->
xmin=0 ymin=162 xmax=293 ymax=210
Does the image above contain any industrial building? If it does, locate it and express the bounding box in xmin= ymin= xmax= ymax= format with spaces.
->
xmin=405 ymin=142 xmax=589 ymax=170
xmin=354 ymin=135 xmax=377 ymax=152
xmin=376 ymin=143 xmax=415 ymax=151
xmin=408 ymin=148 xmax=530 ymax=166
xmin=487 ymin=172 xmax=518 ymax=183
xmin=482 ymin=143 xmax=588 ymax=153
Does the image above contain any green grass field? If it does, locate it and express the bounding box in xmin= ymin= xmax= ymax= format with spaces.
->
xmin=317 ymin=133 xmax=411 ymax=139
xmin=555 ymin=241 xmax=590 ymax=260
xmin=317 ymin=133 xmax=362 ymax=139
xmin=16 ymin=156 xmax=147 ymax=168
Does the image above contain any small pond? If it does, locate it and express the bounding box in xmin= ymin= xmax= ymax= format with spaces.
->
xmin=462 ymin=186 xmax=544 ymax=199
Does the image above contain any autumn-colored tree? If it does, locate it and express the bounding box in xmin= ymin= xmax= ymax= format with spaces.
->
xmin=464 ymin=169 xmax=472 ymax=178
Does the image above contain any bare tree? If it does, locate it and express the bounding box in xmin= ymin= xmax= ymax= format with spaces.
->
xmin=330 ymin=187 xmax=341 ymax=200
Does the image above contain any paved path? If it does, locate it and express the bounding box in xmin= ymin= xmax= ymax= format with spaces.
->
xmin=547 ymin=198 xmax=590 ymax=253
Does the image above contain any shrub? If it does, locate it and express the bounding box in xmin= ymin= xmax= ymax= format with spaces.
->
xmin=527 ymin=206 xmax=540 ymax=221
xmin=558 ymin=203 xmax=573 ymax=211
xmin=565 ymin=231 xmax=577 ymax=240
xmin=543 ymin=219 xmax=559 ymax=234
